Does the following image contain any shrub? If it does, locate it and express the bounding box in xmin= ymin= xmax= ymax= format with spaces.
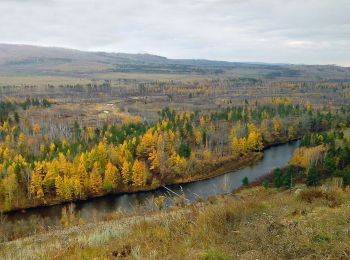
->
xmin=242 ymin=176 xmax=249 ymax=187
xmin=262 ymin=180 xmax=269 ymax=189
xmin=306 ymin=164 xmax=319 ymax=187
xmin=282 ymin=166 xmax=294 ymax=188
xmin=273 ymin=168 xmax=283 ymax=188
xmin=153 ymin=195 xmax=166 ymax=210
xmin=298 ymin=188 xmax=344 ymax=207
xmin=178 ymin=142 xmax=191 ymax=158
xmin=342 ymin=169 xmax=350 ymax=186
xmin=202 ymin=250 xmax=230 ymax=260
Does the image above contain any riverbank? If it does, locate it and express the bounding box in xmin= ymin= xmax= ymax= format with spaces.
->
xmin=2 ymin=153 xmax=263 ymax=214
xmin=171 ymin=152 xmax=263 ymax=185
xmin=1 ymin=141 xmax=299 ymax=244
xmin=2 ymin=184 xmax=349 ymax=259
xmin=3 ymin=139 xmax=297 ymax=214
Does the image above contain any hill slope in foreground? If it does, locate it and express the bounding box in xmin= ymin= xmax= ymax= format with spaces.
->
xmin=1 ymin=185 xmax=349 ymax=259
xmin=0 ymin=43 xmax=349 ymax=81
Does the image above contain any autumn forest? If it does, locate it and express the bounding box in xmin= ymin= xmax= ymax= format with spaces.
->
xmin=0 ymin=92 xmax=349 ymax=212
xmin=0 ymin=44 xmax=350 ymax=258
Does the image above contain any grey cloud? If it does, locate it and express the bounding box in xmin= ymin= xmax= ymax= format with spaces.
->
xmin=0 ymin=0 xmax=349 ymax=65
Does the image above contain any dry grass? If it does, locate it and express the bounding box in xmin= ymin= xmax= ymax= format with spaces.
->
xmin=1 ymin=185 xmax=350 ymax=259
xmin=0 ymin=75 xmax=92 ymax=86
xmin=25 ymin=101 xmax=137 ymax=128
xmin=344 ymin=128 xmax=350 ymax=139
xmin=0 ymin=71 xmax=208 ymax=87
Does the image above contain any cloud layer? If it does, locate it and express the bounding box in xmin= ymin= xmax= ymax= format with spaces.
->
xmin=1 ymin=0 xmax=349 ymax=65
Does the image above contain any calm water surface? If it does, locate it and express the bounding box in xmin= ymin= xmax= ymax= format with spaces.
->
xmin=7 ymin=141 xmax=299 ymax=223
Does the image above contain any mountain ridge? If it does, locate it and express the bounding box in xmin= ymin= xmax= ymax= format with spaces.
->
xmin=0 ymin=43 xmax=349 ymax=80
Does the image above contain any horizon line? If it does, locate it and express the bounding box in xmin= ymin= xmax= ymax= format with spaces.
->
xmin=0 ymin=41 xmax=349 ymax=68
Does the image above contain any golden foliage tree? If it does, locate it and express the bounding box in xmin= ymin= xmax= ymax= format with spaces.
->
xmin=33 ymin=123 xmax=41 ymax=135
xmin=290 ymin=145 xmax=326 ymax=169
xmin=30 ymin=165 xmax=45 ymax=200
xmin=2 ymin=166 xmax=19 ymax=210
xmin=132 ymin=160 xmax=149 ymax=187
xmin=246 ymin=123 xmax=263 ymax=152
xmin=169 ymin=153 xmax=187 ymax=175
xmin=89 ymin=162 xmax=103 ymax=195
xmin=121 ymin=160 xmax=132 ymax=185
xmin=103 ymin=161 xmax=120 ymax=192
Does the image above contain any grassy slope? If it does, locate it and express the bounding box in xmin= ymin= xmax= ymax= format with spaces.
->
xmin=2 ymin=185 xmax=350 ymax=259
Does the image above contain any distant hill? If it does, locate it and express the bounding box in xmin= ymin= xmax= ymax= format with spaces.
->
xmin=0 ymin=43 xmax=349 ymax=80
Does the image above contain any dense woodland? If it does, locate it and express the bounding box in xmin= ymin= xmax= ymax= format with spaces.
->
xmin=0 ymin=96 xmax=349 ymax=212
xmin=277 ymin=129 xmax=350 ymax=188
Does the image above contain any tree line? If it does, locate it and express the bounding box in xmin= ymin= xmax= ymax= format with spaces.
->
xmin=262 ymin=130 xmax=350 ymax=190
xmin=0 ymin=99 xmax=349 ymax=211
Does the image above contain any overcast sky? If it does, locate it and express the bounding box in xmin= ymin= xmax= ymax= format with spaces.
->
xmin=1 ymin=0 xmax=349 ymax=66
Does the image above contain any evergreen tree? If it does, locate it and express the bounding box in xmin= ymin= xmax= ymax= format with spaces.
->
xmin=262 ymin=179 xmax=269 ymax=189
xmin=306 ymin=164 xmax=319 ymax=186
xmin=14 ymin=112 xmax=20 ymax=124
xmin=178 ymin=142 xmax=191 ymax=158
xmin=242 ymin=176 xmax=249 ymax=187
xmin=273 ymin=168 xmax=283 ymax=188
xmin=343 ymin=169 xmax=350 ymax=186
xmin=282 ymin=166 xmax=294 ymax=189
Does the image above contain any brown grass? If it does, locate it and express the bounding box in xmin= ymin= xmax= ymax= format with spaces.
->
xmin=1 ymin=185 xmax=350 ymax=259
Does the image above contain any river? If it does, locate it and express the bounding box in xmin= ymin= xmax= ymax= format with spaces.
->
xmin=6 ymin=140 xmax=299 ymax=223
